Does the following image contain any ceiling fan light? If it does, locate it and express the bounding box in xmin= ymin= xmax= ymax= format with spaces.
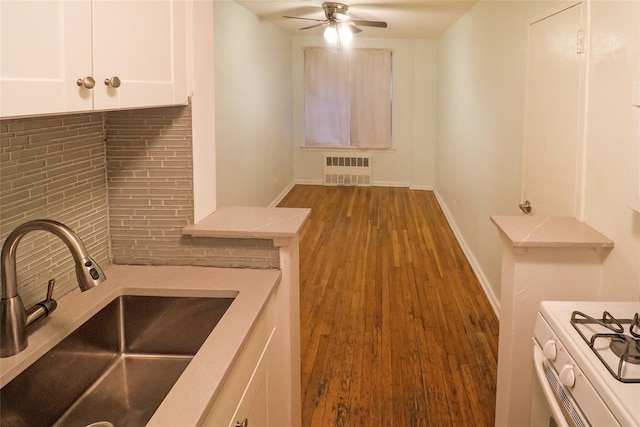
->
xmin=338 ymin=24 xmax=353 ymax=45
xmin=323 ymin=25 xmax=338 ymax=44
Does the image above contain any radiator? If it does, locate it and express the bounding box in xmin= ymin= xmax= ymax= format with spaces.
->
xmin=322 ymin=155 xmax=372 ymax=186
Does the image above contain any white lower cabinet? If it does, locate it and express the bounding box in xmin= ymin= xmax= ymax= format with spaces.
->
xmin=202 ymin=297 xmax=277 ymax=427
xmin=228 ymin=330 xmax=273 ymax=427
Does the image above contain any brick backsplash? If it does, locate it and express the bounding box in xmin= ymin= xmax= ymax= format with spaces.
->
xmin=0 ymin=113 xmax=110 ymax=306
xmin=1 ymin=105 xmax=279 ymax=306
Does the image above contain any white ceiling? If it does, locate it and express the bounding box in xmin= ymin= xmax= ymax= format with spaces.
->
xmin=236 ymin=1 xmax=479 ymax=39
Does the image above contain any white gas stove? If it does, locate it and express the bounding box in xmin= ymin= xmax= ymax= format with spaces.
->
xmin=532 ymin=301 xmax=640 ymax=426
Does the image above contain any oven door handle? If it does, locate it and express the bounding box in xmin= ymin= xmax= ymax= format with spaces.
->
xmin=533 ymin=344 xmax=572 ymax=427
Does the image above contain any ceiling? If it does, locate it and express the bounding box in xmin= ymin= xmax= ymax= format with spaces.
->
xmin=236 ymin=1 xmax=479 ymax=39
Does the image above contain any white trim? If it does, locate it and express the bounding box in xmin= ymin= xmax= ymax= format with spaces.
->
xmin=294 ymin=180 xmax=429 ymax=190
xmin=409 ymin=185 xmax=434 ymax=191
xmin=269 ymin=182 xmax=296 ymax=208
xmin=372 ymin=181 xmax=411 ymax=188
xmin=433 ymin=189 xmax=501 ymax=318
xmin=527 ymin=0 xmax=582 ymax=25
xmin=294 ymin=179 xmax=324 ymax=186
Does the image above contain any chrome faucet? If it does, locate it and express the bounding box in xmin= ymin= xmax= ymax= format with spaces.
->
xmin=0 ymin=219 xmax=106 ymax=358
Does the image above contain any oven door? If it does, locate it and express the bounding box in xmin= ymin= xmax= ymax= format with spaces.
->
xmin=531 ymin=344 xmax=587 ymax=427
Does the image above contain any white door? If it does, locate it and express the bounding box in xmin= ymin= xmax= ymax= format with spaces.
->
xmin=0 ymin=1 xmax=93 ymax=117
xmin=521 ymin=2 xmax=587 ymax=217
xmin=91 ymin=0 xmax=187 ymax=110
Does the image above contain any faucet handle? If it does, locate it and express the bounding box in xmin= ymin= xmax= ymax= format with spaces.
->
xmin=46 ymin=279 xmax=55 ymax=301
xmin=24 ymin=279 xmax=58 ymax=327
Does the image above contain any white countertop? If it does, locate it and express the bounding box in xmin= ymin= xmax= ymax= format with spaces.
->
xmin=490 ymin=216 xmax=614 ymax=249
xmin=0 ymin=265 xmax=281 ymax=426
xmin=182 ymin=206 xmax=311 ymax=240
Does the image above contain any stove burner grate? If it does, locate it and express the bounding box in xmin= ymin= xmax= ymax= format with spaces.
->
xmin=609 ymin=335 xmax=640 ymax=365
xmin=571 ymin=311 xmax=640 ymax=383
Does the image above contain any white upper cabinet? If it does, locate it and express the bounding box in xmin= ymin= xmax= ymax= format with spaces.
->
xmin=0 ymin=1 xmax=93 ymax=117
xmin=0 ymin=0 xmax=187 ymax=118
xmin=91 ymin=0 xmax=187 ymax=111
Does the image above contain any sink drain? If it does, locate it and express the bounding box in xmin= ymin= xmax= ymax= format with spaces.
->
xmin=86 ymin=422 xmax=114 ymax=427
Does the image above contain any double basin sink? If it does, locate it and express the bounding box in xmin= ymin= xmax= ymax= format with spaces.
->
xmin=0 ymin=295 xmax=234 ymax=427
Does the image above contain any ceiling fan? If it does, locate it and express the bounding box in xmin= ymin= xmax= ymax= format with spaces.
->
xmin=283 ymin=2 xmax=388 ymax=36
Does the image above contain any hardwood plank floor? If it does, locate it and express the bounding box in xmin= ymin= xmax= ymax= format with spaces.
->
xmin=278 ymin=185 xmax=499 ymax=426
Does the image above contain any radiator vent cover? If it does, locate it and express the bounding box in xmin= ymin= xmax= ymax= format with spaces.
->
xmin=323 ymin=155 xmax=372 ymax=186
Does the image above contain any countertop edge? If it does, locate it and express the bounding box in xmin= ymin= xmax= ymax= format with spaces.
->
xmin=183 ymin=206 xmax=312 ymax=239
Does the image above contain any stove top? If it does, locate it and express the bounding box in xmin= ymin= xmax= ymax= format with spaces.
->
xmin=540 ymin=301 xmax=640 ymax=426
xmin=571 ymin=310 xmax=640 ymax=383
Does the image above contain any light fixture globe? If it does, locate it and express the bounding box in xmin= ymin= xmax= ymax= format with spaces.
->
xmin=338 ymin=24 xmax=353 ymax=45
xmin=323 ymin=24 xmax=338 ymax=43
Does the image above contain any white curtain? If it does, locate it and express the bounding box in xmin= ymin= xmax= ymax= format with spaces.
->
xmin=304 ymin=47 xmax=392 ymax=149
xmin=304 ymin=48 xmax=350 ymax=147
xmin=350 ymin=49 xmax=392 ymax=149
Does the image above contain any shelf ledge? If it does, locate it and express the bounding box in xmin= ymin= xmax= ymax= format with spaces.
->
xmin=183 ymin=207 xmax=311 ymax=246
xmin=490 ymin=216 xmax=614 ymax=249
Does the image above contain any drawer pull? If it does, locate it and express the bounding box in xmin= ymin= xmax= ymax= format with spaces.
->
xmin=235 ymin=419 xmax=248 ymax=427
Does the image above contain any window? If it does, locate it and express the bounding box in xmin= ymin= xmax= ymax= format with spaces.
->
xmin=304 ymin=47 xmax=392 ymax=149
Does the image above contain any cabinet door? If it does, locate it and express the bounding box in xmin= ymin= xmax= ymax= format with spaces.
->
xmin=0 ymin=1 xmax=93 ymax=117
xmin=229 ymin=334 xmax=272 ymax=427
xmin=91 ymin=0 xmax=187 ymax=110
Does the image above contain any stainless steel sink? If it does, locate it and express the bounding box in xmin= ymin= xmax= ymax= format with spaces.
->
xmin=0 ymin=295 xmax=235 ymax=427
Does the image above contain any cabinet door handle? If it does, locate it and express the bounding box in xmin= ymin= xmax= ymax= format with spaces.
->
xmin=76 ymin=76 xmax=96 ymax=89
xmin=104 ymin=76 xmax=121 ymax=88
xmin=235 ymin=419 xmax=248 ymax=427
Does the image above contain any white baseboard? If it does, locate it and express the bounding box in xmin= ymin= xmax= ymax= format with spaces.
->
xmin=293 ymin=180 xmax=433 ymax=191
xmin=371 ymin=180 xmax=411 ymax=188
xmin=409 ymin=184 xmax=434 ymax=191
xmin=433 ymin=189 xmax=501 ymax=319
xmin=294 ymin=179 xmax=323 ymax=186
xmin=269 ymin=181 xmax=297 ymax=207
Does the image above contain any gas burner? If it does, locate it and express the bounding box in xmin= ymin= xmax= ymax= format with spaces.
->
xmin=571 ymin=310 xmax=640 ymax=383
xmin=610 ymin=335 xmax=640 ymax=365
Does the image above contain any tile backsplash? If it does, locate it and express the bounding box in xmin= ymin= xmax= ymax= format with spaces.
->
xmin=1 ymin=104 xmax=279 ymax=307
xmin=105 ymin=105 xmax=279 ymax=268
xmin=0 ymin=113 xmax=110 ymax=306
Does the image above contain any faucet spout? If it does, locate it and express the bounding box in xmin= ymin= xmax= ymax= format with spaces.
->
xmin=0 ymin=219 xmax=106 ymax=358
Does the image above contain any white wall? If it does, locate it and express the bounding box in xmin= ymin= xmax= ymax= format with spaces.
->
xmin=436 ymin=0 xmax=640 ymax=309
xmin=213 ymin=1 xmax=294 ymax=207
xmin=412 ymin=39 xmax=438 ymax=189
xmin=582 ymin=1 xmax=640 ymax=300
xmin=292 ymin=36 xmax=437 ymax=189
xmin=189 ymin=0 xmax=217 ymax=222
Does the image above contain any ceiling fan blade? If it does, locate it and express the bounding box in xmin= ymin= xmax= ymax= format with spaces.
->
xmin=299 ymin=22 xmax=327 ymax=30
xmin=283 ymin=15 xmax=325 ymax=22
xmin=351 ymin=19 xmax=388 ymax=28
xmin=346 ymin=23 xmax=363 ymax=34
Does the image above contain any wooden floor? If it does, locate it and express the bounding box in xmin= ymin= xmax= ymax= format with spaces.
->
xmin=278 ymin=185 xmax=499 ymax=427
